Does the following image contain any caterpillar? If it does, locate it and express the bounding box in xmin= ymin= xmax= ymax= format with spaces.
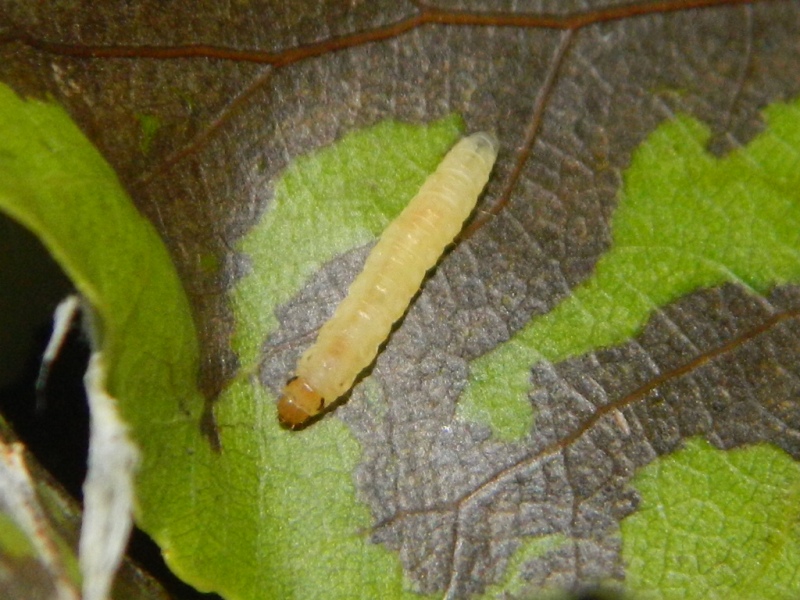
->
xmin=278 ymin=131 xmax=499 ymax=428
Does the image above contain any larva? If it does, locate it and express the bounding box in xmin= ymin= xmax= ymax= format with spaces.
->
xmin=278 ymin=131 xmax=499 ymax=428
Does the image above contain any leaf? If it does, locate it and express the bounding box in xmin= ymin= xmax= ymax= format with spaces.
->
xmin=3 ymin=4 xmax=800 ymax=599
xmin=0 ymin=82 xmax=201 ymax=596
xmin=197 ymin=120 xmax=467 ymax=599
xmin=622 ymin=438 xmax=800 ymax=599
xmin=460 ymin=97 xmax=800 ymax=440
xmin=0 ymin=83 xmax=455 ymax=599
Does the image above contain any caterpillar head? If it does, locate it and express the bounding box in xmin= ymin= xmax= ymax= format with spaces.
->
xmin=278 ymin=377 xmax=325 ymax=429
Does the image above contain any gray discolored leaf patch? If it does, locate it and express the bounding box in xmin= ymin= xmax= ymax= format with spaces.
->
xmin=362 ymin=283 xmax=800 ymax=597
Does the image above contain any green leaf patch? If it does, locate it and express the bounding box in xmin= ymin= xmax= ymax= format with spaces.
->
xmin=460 ymin=99 xmax=800 ymax=440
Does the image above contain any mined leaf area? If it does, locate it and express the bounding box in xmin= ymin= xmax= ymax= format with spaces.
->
xmin=0 ymin=83 xmax=460 ymax=598
xmin=622 ymin=438 xmax=800 ymax=599
xmin=460 ymin=98 xmax=800 ymax=441
xmin=233 ymin=115 xmax=464 ymax=362
xmin=220 ymin=117 xmax=464 ymax=599
xmin=4 ymin=77 xmax=800 ymax=599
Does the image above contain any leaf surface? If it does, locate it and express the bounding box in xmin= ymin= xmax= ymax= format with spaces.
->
xmin=622 ymin=438 xmax=800 ymax=599
xmin=2 ymin=3 xmax=800 ymax=599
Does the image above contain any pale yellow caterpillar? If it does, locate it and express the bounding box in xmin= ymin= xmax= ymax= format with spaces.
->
xmin=278 ymin=132 xmax=499 ymax=428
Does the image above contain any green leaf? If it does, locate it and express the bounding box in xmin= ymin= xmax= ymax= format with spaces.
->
xmin=460 ymin=98 xmax=800 ymax=441
xmin=0 ymin=86 xmax=461 ymax=599
xmin=6 ymin=76 xmax=799 ymax=599
xmin=0 ymin=512 xmax=35 ymax=560
xmin=0 ymin=82 xmax=206 ymax=589
xmin=0 ymin=83 xmax=200 ymax=407
xmin=621 ymin=438 xmax=800 ymax=599
xmin=481 ymin=534 xmax=570 ymax=598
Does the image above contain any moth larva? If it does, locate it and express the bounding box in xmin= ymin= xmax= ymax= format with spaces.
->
xmin=278 ymin=132 xmax=499 ymax=428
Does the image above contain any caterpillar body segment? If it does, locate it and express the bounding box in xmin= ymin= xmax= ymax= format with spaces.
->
xmin=278 ymin=132 xmax=499 ymax=428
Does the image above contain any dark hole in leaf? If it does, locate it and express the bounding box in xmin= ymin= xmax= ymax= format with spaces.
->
xmin=0 ymin=317 xmax=222 ymax=600
xmin=0 ymin=214 xmax=220 ymax=599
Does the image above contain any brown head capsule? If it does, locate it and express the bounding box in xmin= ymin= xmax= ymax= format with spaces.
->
xmin=277 ymin=377 xmax=325 ymax=429
xmin=278 ymin=132 xmax=499 ymax=428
